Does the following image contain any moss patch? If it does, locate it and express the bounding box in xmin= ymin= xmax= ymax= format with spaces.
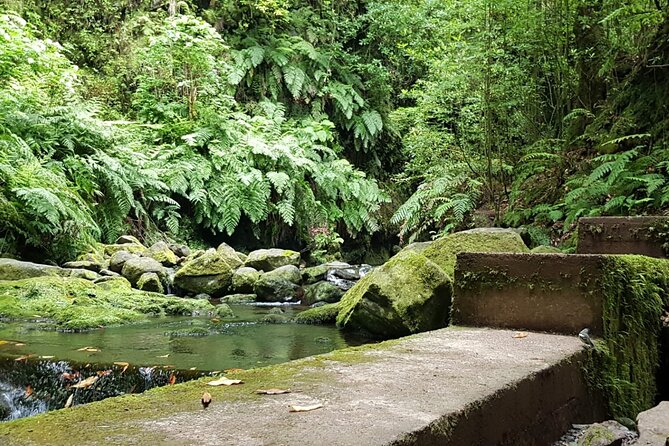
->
xmin=589 ymin=255 xmax=669 ymax=418
xmin=0 ymin=276 xmax=214 ymax=330
xmin=422 ymin=229 xmax=529 ymax=277
xmin=294 ymin=303 xmax=340 ymax=324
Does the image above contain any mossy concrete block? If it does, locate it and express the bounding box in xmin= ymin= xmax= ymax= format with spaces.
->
xmin=294 ymin=303 xmax=340 ymax=325
xmin=244 ymin=248 xmax=300 ymax=272
xmin=303 ymin=281 xmax=343 ymax=305
xmin=137 ymin=272 xmax=164 ymax=294
xmin=231 ymin=267 xmax=261 ymax=293
xmin=121 ymin=257 xmax=166 ymax=286
xmin=146 ymin=241 xmax=179 ymax=266
xmin=422 ymin=228 xmax=529 ymax=277
xmin=577 ymin=216 xmax=669 ymax=258
xmin=336 ymin=251 xmax=452 ymax=338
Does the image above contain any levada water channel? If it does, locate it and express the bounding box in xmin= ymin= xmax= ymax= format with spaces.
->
xmin=0 ymin=304 xmax=369 ymax=421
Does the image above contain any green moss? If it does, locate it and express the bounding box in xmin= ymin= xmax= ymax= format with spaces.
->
xmin=422 ymin=229 xmax=529 ymax=277
xmin=531 ymin=245 xmax=563 ymax=254
xmin=336 ymin=251 xmax=452 ymax=338
xmin=294 ymin=303 xmax=340 ymax=324
xmin=588 ymin=255 xmax=669 ymax=419
xmin=0 ymin=276 xmax=214 ymax=330
xmin=215 ymin=303 xmax=235 ymax=318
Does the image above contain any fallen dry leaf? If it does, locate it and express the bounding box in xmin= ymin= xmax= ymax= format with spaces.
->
xmin=168 ymin=374 xmax=176 ymax=385
xmin=208 ymin=377 xmax=243 ymax=386
xmin=223 ymin=368 xmax=244 ymax=374
xmin=64 ymin=394 xmax=73 ymax=409
xmin=512 ymin=332 xmax=529 ymax=339
xmin=289 ymin=403 xmax=323 ymax=412
xmin=156 ymin=354 xmax=169 ymax=358
xmin=62 ymin=372 xmax=80 ymax=381
xmin=189 ymin=367 xmax=197 ymax=371
xmin=96 ymin=370 xmax=112 ymax=377
xmin=14 ymin=354 xmax=33 ymax=362
xmin=210 ymin=318 xmax=221 ymax=323
xmin=255 ymin=389 xmax=291 ymax=395
xmin=14 ymin=343 xmax=25 ymax=347
xmin=77 ymin=347 xmax=100 ymax=353
xmin=0 ymin=340 xmax=11 ymax=346
xmin=25 ymin=385 xmax=33 ymax=398
xmin=71 ymin=375 xmax=98 ymax=389
xmin=114 ymin=362 xmax=129 ymax=374
xmin=38 ymin=355 xmax=55 ymax=359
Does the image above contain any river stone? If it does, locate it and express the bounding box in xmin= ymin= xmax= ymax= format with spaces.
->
xmin=104 ymin=242 xmax=146 ymax=257
xmin=115 ymin=235 xmax=142 ymax=245
xmin=99 ymin=269 xmax=120 ymax=277
xmin=336 ymin=251 xmax=452 ymax=338
xmin=294 ymin=302 xmax=340 ymax=325
xmin=303 ymin=281 xmax=344 ymax=306
xmin=399 ymin=241 xmax=433 ymax=255
xmin=636 ymin=401 xmax=669 ymax=445
xmin=221 ymin=293 xmax=257 ymax=304
xmin=62 ymin=260 xmax=101 ymax=272
xmin=577 ymin=420 xmax=631 ymax=446
xmin=137 ymin=272 xmax=164 ymax=294
xmin=0 ymin=258 xmax=89 ymax=281
xmin=422 ymin=228 xmax=530 ymax=277
xmin=215 ymin=303 xmax=235 ymax=319
xmin=68 ymin=269 xmax=99 ymax=281
xmin=146 ymin=241 xmax=179 ymax=266
xmin=109 ymin=251 xmax=137 ymax=273
xmin=231 ymin=267 xmax=261 ymax=293
xmin=173 ymin=249 xmax=236 ymax=296
xmin=254 ymin=266 xmax=301 ymax=302
xmin=121 ymin=257 xmax=166 ymax=286
xmin=216 ymin=243 xmax=244 ymax=269
xmin=192 ymin=293 xmax=211 ymax=300
xmin=244 ymin=248 xmax=300 ymax=272
xmin=302 ymin=262 xmax=350 ymax=284
xmin=169 ymin=244 xmax=191 ymax=259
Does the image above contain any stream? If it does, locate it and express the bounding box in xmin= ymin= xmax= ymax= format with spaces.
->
xmin=0 ymin=304 xmax=369 ymax=421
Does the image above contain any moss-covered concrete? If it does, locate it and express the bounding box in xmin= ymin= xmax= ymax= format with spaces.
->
xmin=0 ymin=328 xmax=597 ymax=446
xmin=0 ymin=276 xmax=214 ymax=330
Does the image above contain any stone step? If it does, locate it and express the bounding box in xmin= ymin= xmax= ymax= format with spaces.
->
xmin=577 ymin=216 xmax=669 ymax=257
xmin=452 ymin=252 xmax=607 ymax=335
xmin=0 ymin=328 xmax=603 ymax=446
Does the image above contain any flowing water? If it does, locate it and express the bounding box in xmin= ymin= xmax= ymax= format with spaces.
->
xmin=0 ymin=304 xmax=370 ymax=421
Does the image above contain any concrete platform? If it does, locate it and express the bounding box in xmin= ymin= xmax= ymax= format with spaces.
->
xmin=577 ymin=216 xmax=669 ymax=257
xmin=0 ymin=327 xmax=604 ymax=446
xmin=453 ymin=252 xmax=606 ymax=335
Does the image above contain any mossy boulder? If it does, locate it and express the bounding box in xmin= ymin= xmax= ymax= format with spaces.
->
xmin=303 ymin=281 xmax=344 ymax=305
xmin=254 ymin=265 xmax=301 ymax=302
xmin=62 ymin=260 xmax=101 ymax=272
xmin=294 ymin=303 xmax=340 ymax=325
xmin=137 ymin=272 xmax=164 ymax=294
xmin=0 ymin=258 xmax=92 ymax=281
xmin=109 ymin=251 xmax=137 ymax=274
xmin=121 ymin=257 xmax=167 ymax=286
xmin=0 ymin=276 xmax=214 ymax=330
xmin=231 ymin=267 xmax=261 ymax=293
xmin=215 ymin=303 xmax=235 ymax=319
xmin=104 ymin=243 xmax=146 ymax=257
xmin=93 ymin=276 xmax=132 ymax=290
xmin=216 ymin=243 xmax=244 ymax=269
xmin=146 ymin=242 xmax=179 ymax=266
xmin=115 ymin=235 xmax=142 ymax=245
xmin=173 ymin=249 xmax=236 ymax=296
xmin=399 ymin=241 xmax=433 ymax=255
xmin=422 ymin=228 xmax=529 ymax=277
xmin=244 ymin=248 xmax=300 ymax=272
xmin=221 ymin=293 xmax=257 ymax=304
xmin=336 ymin=251 xmax=452 ymax=338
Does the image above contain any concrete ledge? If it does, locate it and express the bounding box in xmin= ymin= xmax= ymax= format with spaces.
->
xmin=0 ymin=328 xmax=604 ymax=445
xmin=453 ymin=253 xmax=606 ymax=335
xmin=577 ymin=216 xmax=669 ymax=257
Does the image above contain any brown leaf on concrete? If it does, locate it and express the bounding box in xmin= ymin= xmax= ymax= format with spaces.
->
xmin=76 ymin=347 xmax=100 ymax=352
xmin=512 ymin=332 xmax=529 ymax=339
xmin=71 ymin=375 xmax=98 ymax=389
xmin=168 ymin=373 xmax=176 ymax=385
xmin=114 ymin=362 xmax=129 ymax=374
xmin=64 ymin=394 xmax=74 ymax=409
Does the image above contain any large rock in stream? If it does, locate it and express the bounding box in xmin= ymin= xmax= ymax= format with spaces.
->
xmin=336 ymin=251 xmax=452 ymax=338
xmin=244 ymin=248 xmax=300 ymax=272
xmin=336 ymin=228 xmax=530 ymax=338
xmin=253 ymin=265 xmax=302 ymax=302
xmin=173 ymin=249 xmax=237 ymax=296
xmin=0 ymin=258 xmax=97 ymax=281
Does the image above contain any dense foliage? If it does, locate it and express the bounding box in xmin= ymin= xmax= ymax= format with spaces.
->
xmin=0 ymin=0 xmax=668 ymax=261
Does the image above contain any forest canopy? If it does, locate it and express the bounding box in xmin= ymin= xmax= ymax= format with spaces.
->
xmin=0 ymin=0 xmax=667 ymax=262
